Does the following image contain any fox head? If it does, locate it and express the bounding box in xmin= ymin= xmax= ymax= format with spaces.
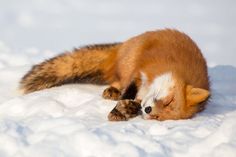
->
xmin=139 ymin=72 xmax=210 ymax=120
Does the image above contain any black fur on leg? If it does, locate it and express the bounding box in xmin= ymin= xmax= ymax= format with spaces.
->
xmin=121 ymin=81 xmax=138 ymax=100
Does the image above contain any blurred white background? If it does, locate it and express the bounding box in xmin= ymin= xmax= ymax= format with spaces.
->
xmin=0 ymin=0 xmax=235 ymax=67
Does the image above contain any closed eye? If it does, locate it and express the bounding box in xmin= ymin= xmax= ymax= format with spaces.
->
xmin=163 ymin=101 xmax=171 ymax=107
xmin=163 ymin=97 xmax=174 ymax=107
xmin=153 ymin=96 xmax=174 ymax=107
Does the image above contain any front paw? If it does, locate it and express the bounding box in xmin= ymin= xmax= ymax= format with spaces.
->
xmin=102 ymin=86 xmax=121 ymax=100
xmin=108 ymin=100 xmax=141 ymax=121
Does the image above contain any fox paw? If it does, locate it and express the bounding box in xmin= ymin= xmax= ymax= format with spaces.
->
xmin=102 ymin=86 xmax=121 ymax=100
xmin=108 ymin=99 xmax=141 ymax=121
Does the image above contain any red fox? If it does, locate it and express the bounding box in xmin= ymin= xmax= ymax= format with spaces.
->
xmin=20 ymin=29 xmax=210 ymax=121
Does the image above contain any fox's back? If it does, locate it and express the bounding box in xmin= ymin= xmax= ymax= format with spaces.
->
xmin=117 ymin=29 xmax=209 ymax=90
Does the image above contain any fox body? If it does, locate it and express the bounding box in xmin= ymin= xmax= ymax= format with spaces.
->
xmin=20 ymin=29 xmax=210 ymax=121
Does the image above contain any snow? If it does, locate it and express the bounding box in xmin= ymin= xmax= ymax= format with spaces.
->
xmin=0 ymin=42 xmax=236 ymax=157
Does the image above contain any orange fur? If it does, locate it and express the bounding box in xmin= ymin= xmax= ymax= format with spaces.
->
xmin=112 ymin=29 xmax=210 ymax=120
xmin=20 ymin=29 xmax=210 ymax=120
xmin=20 ymin=43 xmax=121 ymax=93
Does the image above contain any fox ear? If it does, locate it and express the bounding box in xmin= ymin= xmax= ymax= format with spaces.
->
xmin=186 ymin=85 xmax=210 ymax=106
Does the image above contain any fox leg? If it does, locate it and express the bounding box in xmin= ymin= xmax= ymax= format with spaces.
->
xmin=102 ymin=81 xmax=122 ymax=100
xmin=108 ymin=99 xmax=141 ymax=121
xmin=102 ymin=87 xmax=121 ymax=100
xmin=107 ymin=80 xmax=142 ymax=121
xmin=102 ymin=79 xmax=139 ymax=101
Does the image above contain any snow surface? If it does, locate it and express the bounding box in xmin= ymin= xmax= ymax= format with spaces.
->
xmin=0 ymin=42 xmax=236 ymax=157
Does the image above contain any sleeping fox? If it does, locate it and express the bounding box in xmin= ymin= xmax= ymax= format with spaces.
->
xmin=20 ymin=29 xmax=210 ymax=121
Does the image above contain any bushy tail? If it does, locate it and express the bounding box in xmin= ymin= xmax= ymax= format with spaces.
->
xmin=20 ymin=43 xmax=121 ymax=94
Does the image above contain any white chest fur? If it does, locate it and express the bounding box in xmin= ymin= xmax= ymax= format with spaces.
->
xmin=137 ymin=72 xmax=174 ymax=108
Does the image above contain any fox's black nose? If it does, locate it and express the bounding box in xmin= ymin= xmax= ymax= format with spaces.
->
xmin=144 ymin=106 xmax=152 ymax=114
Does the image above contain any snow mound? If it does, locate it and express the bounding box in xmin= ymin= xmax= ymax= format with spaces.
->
xmin=0 ymin=43 xmax=236 ymax=157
